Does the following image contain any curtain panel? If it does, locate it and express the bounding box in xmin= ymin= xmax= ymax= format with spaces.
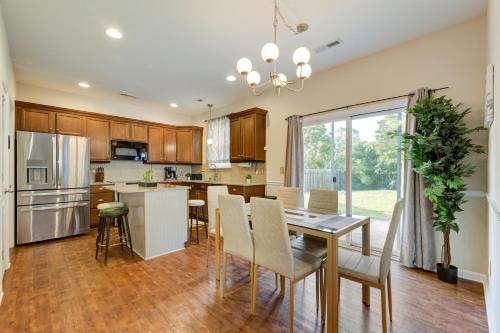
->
xmin=284 ymin=115 xmax=304 ymax=204
xmin=207 ymin=116 xmax=230 ymax=166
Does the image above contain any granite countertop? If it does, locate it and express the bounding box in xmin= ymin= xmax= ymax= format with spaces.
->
xmin=92 ymin=179 xmax=266 ymax=187
xmin=103 ymin=183 xmax=190 ymax=193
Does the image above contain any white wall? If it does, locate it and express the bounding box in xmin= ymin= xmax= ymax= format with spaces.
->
xmin=195 ymin=17 xmax=489 ymax=277
xmin=15 ymin=83 xmax=193 ymax=126
xmin=486 ymin=0 xmax=500 ymax=331
xmin=0 ymin=3 xmax=15 ymax=302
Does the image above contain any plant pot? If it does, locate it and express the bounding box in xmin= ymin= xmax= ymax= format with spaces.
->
xmin=437 ymin=263 xmax=458 ymax=284
xmin=246 ymin=179 xmax=251 ymax=184
xmin=187 ymin=177 xmax=191 ymax=181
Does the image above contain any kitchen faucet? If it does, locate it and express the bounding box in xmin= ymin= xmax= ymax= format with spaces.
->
xmin=209 ymin=163 xmax=219 ymax=182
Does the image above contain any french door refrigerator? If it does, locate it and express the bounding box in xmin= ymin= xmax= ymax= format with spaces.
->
xmin=16 ymin=131 xmax=90 ymax=244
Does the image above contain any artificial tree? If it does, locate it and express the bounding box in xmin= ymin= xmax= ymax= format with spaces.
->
xmin=400 ymin=96 xmax=484 ymax=279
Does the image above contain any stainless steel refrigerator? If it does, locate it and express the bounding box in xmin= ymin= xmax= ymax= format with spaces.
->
xmin=16 ymin=131 xmax=90 ymax=244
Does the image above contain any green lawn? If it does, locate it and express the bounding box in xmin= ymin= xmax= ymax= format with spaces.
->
xmin=305 ymin=190 xmax=397 ymax=221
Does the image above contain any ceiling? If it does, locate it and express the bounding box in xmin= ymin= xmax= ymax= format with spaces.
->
xmin=1 ymin=0 xmax=487 ymax=115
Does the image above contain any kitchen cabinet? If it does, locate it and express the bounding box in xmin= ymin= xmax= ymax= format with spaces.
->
xmin=148 ymin=126 xmax=164 ymax=163
xmin=228 ymin=108 xmax=267 ymax=162
xmin=176 ymin=127 xmax=203 ymax=164
xmin=18 ymin=107 xmax=56 ymax=133
xmin=86 ymin=117 xmax=111 ymax=161
xmin=164 ymin=127 xmax=177 ymax=163
xmin=111 ymin=121 xmax=131 ymax=140
xmin=131 ymin=123 xmax=148 ymax=142
xmin=56 ymin=113 xmax=86 ymax=136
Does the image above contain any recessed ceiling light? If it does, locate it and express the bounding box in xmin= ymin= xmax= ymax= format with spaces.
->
xmin=169 ymin=103 xmax=178 ymax=108
xmin=105 ymin=28 xmax=122 ymax=39
xmin=226 ymin=75 xmax=236 ymax=82
xmin=78 ymin=82 xmax=90 ymax=88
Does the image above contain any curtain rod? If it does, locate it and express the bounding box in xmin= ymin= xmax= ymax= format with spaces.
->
xmin=285 ymin=86 xmax=449 ymax=120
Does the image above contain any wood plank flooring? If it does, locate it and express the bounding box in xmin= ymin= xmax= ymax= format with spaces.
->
xmin=0 ymin=231 xmax=488 ymax=332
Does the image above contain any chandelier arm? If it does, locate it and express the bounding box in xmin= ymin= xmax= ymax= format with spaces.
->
xmin=282 ymin=79 xmax=305 ymax=93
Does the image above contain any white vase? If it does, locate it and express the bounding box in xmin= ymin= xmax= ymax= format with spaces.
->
xmin=246 ymin=179 xmax=251 ymax=184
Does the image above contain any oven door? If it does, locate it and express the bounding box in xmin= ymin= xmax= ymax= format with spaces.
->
xmin=16 ymin=201 xmax=90 ymax=244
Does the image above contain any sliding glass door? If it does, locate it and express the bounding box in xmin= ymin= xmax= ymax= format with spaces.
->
xmin=303 ymin=107 xmax=404 ymax=253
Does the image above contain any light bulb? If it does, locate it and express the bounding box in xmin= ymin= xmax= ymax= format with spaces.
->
xmin=236 ymin=58 xmax=252 ymax=75
xmin=246 ymin=71 xmax=261 ymax=86
xmin=261 ymin=42 xmax=279 ymax=63
xmin=296 ymin=64 xmax=312 ymax=79
xmin=293 ymin=47 xmax=311 ymax=65
xmin=272 ymin=73 xmax=287 ymax=87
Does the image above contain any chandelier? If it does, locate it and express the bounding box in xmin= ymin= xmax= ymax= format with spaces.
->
xmin=236 ymin=0 xmax=312 ymax=96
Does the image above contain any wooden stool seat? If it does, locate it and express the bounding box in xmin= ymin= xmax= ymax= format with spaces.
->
xmin=188 ymin=200 xmax=206 ymax=244
xmin=189 ymin=199 xmax=205 ymax=207
xmin=97 ymin=202 xmax=125 ymax=210
xmin=96 ymin=206 xmax=133 ymax=265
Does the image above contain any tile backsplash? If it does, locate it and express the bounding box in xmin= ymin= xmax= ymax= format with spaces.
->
xmin=192 ymin=162 xmax=266 ymax=183
xmin=90 ymin=161 xmax=192 ymax=183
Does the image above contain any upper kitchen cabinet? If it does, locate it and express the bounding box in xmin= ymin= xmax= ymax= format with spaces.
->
xmin=228 ymin=108 xmax=267 ymax=162
xmin=147 ymin=126 xmax=164 ymax=163
xmin=17 ymin=106 xmax=56 ymax=133
xmin=163 ymin=126 xmax=177 ymax=163
xmin=56 ymin=113 xmax=86 ymax=136
xmin=110 ymin=121 xmax=131 ymax=140
xmin=131 ymin=123 xmax=148 ymax=142
xmin=86 ymin=117 xmax=111 ymax=161
xmin=176 ymin=127 xmax=203 ymax=164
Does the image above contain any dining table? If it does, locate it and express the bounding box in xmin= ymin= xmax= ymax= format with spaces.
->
xmin=214 ymin=204 xmax=371 ymax=333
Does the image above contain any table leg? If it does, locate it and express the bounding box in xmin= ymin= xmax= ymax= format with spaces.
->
xmin=215 ymin=208 xmax=221 ymax=282
xmin=326 ymin=234 xmax=339 ymax=333
xmin=362 ymin=219 xmax=370 ymax=306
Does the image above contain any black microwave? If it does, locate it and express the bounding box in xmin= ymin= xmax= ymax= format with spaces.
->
xmin=111 ymin=141 xmax=148 ymax=161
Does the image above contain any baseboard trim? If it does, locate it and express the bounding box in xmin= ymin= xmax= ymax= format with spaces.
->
xmin=0 ymin=290 xmax=3 ymax=306
xmin=458 ymin=269 xmax=486 ymax=284
xmin=483 ymin=279 xmax=495 ymax=333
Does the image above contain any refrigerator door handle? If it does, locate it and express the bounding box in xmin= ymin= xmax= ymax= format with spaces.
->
xmin=19 ymin=202 xmax=89 ymax=212
xmin=19 ymin=190 xmax=89 ymax=197
xmin=52 ymin=135 xmax=57 ymax=187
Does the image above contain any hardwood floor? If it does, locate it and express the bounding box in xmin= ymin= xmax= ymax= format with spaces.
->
xmin=0 ymin=231 xmax=488 ymax=332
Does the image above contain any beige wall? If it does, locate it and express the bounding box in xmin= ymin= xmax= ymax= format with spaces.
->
xmin=486 ymin=0 xmax=500 ymax=331
xmin=195 ymin=17 xmax=489 ymax=276
xmin=15 ymin=83 xmax=193 ymax=126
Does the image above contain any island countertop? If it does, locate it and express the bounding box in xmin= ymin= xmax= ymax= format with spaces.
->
xmin=104 ymin=183 xmax=190 ymax=193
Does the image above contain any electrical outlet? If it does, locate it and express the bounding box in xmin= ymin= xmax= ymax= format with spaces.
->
xmin=280 ymin=166 xmax=285 ymax=175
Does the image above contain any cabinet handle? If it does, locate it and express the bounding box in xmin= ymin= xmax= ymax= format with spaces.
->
xmin=232 ymin=188 xmax=236 ymax=192
xmin=99 ymin=187 xmax=104 ymax=191
xmin=97 ymin=199 xmax=104 ymax=202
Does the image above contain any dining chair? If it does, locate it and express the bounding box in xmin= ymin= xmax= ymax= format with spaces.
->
xmin=207 ymin=185 xmax=229 ymax=266
xmin=276 ymin=186 xmax=300 ymax=208
xmin=218 ymin=194 xmax=255 ymax=312
xmin=307 ymin=188 xmax=338 ymax=214
xmin=338 ymin=198 xmax=404 ymax=333
xmin=250 ymin=197 xmax=322 ymax=332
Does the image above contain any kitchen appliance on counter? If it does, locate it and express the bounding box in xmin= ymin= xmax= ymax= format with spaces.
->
xmin=190 ymin=173 xmax=203 ymax=180
xmin=165 ymin=166 xmax=177 ymax=179
xmin=16 ymin=131 xmax=90 ymax=244
xmin=111 ymin=140 xmax=148 ymax=161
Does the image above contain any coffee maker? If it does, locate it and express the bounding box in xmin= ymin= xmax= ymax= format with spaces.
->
xmin=165 ymin=166 xmax=177 ymax=179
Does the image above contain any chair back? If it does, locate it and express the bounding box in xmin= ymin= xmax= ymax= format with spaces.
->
xmin=276 ymin=186 xmax=300 ymax=209
xmin=251 ymin=197 xmax=294 ymax=278
xmin=207 ymin=185 xmax=229 ymax=232
xmin=307 ymin=189 xmax=338 ymax=214
xmin=219 ymin=195 xmax=253 ymax=261
xmin=379 ymin=198 xmax=404 ymax=282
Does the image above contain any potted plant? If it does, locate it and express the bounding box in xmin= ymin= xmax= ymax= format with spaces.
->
xmin=245 ymin=174 xmax=252 ymax=184
xmin=186 ymin=173 xmax=192 ymax=181
xmin=399 ymin=96 xmax=484 ymax=283
xmin=139 ymin=165 xmax=157 ymax=187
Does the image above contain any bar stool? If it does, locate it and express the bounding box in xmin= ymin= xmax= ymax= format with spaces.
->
xmin=95 ymin=204 xmax=133 ymax=265
xmin=188 ymin=199 xmax=206 ymax=243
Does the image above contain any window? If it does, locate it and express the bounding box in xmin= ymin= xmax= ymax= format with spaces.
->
xmin=207 ymin=116 xmax=231 ymax=168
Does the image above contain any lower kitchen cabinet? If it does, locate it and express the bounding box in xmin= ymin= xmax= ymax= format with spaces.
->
xmin=90 ymin=184 xmax=115 ymax=228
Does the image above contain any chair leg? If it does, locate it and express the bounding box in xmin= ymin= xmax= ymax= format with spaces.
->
xmin=289 ymin=280 xmax=295 ymax=333
xmin=123 ymin=214 xmax=133 ymax=257
xmin=206 ymin=236 xmax=211 ymax=267
xmin=104 ymin=219 xmax=111 ymax=265
xmin=280 ymin=275 xmax=286 ymax=297
xmin=251 ymin=264 xmax=258 ymax=315
xmin=95 ymin=216 xmax=103 ymax=259
xmin=274 ymin=273 xmax=278 ymax=290
xmin=315 ymin=271 xmax=319 ymax=312
xmin=388 ymin=271 xmax=393 ymax=322
xmin=338 ymin=276 xmax=341 ymax=303
xmin=381 ymin=285 xmax=388 ymax=333
xmin=222 ymin=252 xmax=227 ymax=298
xmin=321 ymin=265 xmax=326 ymax=325
xmin=117 ymin=218 xmax=124 ymax=251
xmin=201 ymin=205 xmax=207 ymax=238
xmin=249 ymin=261 xmax=254 ymax=314
xmin=195 ymin=208 xmax=199 ymax=244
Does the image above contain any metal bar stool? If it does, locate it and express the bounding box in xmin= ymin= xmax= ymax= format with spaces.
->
xmin=188 ymin=199 xmax=206 ymax=243
xmin=95 ymin=203 xmax=133 ymax=265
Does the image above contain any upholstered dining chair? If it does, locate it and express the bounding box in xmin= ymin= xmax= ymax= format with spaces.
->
xmin=206 ymin=185 xmax=229 ymax=265
xmin=307 ymin=188 xmax=338 ymax=214
xmin=338 ymin=198 xmax=404 ymax=333
xmin=218 ymin=194 xmax=255 ymax=312
xmin=250 ymin=197 xmax=322 ymax=332
xmin=276 ymin=186 xmax=300 ymax=208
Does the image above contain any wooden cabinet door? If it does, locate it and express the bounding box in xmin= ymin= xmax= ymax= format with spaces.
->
xmin=230 ymin=118 xmax=242 ymax=161
xmin=148 ymin=126 xmax=164 ymax=162
xmin=111 ymin=121 xmax=131 ymax=140
xmin=164 ymin=127 xmax=177 ymax=163
xmin=241 ymin=114 xmax=255 ymax=160
xmin=192 ymin=128 xmax=203 ymax=164
xmin=19 ymin=108 xmax=55 ymax=133
xmin=176 ymin=129 xmax=193 ymax=163
xmin=86 ymin=117 xmax=110 ymax=161
xmin=56 ymin=113 xmax=86 ymax=136
xmin=131 ymin=123 xmax=148 ymax=142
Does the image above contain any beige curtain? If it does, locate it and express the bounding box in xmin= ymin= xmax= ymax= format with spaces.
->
xmin=284 ymin=115 xmax=304 ymax=205
xmin=400 ymin=88 xmax=435 ymax=271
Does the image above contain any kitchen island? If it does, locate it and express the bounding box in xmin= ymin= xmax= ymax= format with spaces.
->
xmin=104 ymin=183 xmax=190 ymax=260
